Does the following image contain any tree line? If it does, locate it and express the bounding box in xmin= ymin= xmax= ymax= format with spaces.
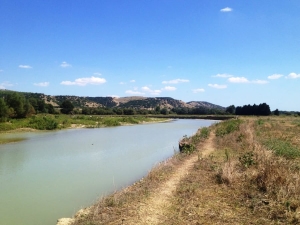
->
xmin=0 ymin=92 xmax=55 ymax=121
xmin=226 ymin=103 xmax=272 ymax=116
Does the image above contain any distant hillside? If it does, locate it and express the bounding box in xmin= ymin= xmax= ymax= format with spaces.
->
xmin=186 ymin=101 xmax=225 ymax=110
xmin=0 ymin=89 xmax=225 ymax=111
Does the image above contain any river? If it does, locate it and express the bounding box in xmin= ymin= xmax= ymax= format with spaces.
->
xmin=0 ymin=119 xmax=216 ymax=225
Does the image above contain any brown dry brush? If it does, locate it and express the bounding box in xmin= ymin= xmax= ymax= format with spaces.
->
xmin=215 ymin=118 xmax=300 ymax=224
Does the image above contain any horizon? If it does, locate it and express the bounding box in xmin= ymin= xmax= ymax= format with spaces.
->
xmin=1 ymin=1 xmax=300 ymax=111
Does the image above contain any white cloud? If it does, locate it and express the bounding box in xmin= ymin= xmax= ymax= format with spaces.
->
xmin=286 ymin=72 xmax=300 ymax=79
xmin=212 ymin=73 xmax=233 ymax=78
xmin=228 ymin=77 xmax=249 ymax=83
xmin=252 ymin=80 xmax=269 ymax=84
xmin=162 ymin=79 xmax=189 ymax=84
xmin=94 ymin=72 xmax=102 ymax=76
xmin=141 ymin=86 xmax=161 ymax=95
xmin=60 ymin=61 xmax=72 ymax=68
xmin=193 ymin=88 xmax=205 ymax=93
xmin=61 ymin=76 xmax=106 ymax=86
xmin=119 ymin=82 xmax=126 ymax=85
xmin=208 ymin=84 xmax=227 ymax=89
xmin=0 ymin=81 xmax=13 ymax=89
xmin=125 ymin=90 xmax=145 ymax=95
xmin=19 ymin=65 xmax=32 ymax=69
xmin=163 ymin=86 xmax=177 ymax=91
xmin=130 ymin=80 xmax=136 ymax=83
xmin=34 ymin=82 xmax=49 ymax=87
xmin=268 ymin=74 xmax=283 ymax=80
xmin=228 ymin=76 xmax=268 ymax=84
xmin=220 ymin=7 xmax=232 ymax=12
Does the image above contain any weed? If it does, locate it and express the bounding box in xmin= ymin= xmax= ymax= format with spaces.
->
xmin=199 ymin=127 xmax=210 ymax=139
xmin=257 ymin=119 xmax=264 ymax=125
xmin=215 ymin=119 xmax=242 ymax=137
xmin=239 ymin=152 xmax=256 ymax=168
xmin=264 ymin=139 xmax=300 ymax=159
xmin=180 ymin=143 xmax=196 ymax=154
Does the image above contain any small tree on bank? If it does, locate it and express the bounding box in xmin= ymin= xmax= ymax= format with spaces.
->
xmin=60 ymin=100 xmax=74 ymax=114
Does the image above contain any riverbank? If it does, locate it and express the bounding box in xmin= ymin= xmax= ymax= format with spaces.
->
xmin=0 ymin=114 xmax=231 ymax=134
xmin=64 ymin=116 xmax=300 ymax=224
xmin=0 ymin=115 xmax=170 ymax=144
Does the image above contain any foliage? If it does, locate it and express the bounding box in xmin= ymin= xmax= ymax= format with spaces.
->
xmin=235 ymin=103 xmax=271 ymax=116
xmin=215 ymin=119 xmax=241 ymax=137
xmin=263 ymin=139 xmax=300 ymax=159
xmin=199 ymin=127 xmax=210 ymax=139
xmin=273 ymin=109 xmax=280 ymax=116
xmin=180 ymin=143 xmax=196 ymax=154
xmin=225 ymin=105 xmax=235 ymax=114
xmin=239 ymin=152 xmax=256 ymax=168
xmin=0 ymin=98 xmax=9 ymax=121
xmin=60 ymin=100 xmax=74 ymax=114
xmin=27 ymin=116 xmax=58 ymax=130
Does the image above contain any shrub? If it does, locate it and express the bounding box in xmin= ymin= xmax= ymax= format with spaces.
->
xmin=199 ymin=127 xmax=210 ymax=139
xmin=263 ymin=139 xmax=300 ymax=159
xmin=215 ymin=119 xmax=241 ymax=137
xmin=27 ymin=116 xmax=58 ymax=130
xmin=239 ymin=152 xmax=256 ymax=168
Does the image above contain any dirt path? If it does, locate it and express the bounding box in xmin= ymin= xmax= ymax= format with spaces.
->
xmin=125 ymin=134 xmax=215 ymax=225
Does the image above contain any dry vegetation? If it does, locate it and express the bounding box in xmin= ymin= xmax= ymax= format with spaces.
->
xmin=68 ymin=116 xmax=300 ymax=225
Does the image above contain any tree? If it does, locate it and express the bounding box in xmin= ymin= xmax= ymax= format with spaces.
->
xmin=274 ymin=109 xmax=279 ymax=116
xmin=60 ymin=100 xmax=74 ymax=114
xmin=0 ymin=98 xmax=9 ymax=121
xmin=46 ymin=104 xmax=55 ymax=114
xmin=5 ymin=92 xmax=25 ymax=118
xmin=226 ymin=105 xmax=235 ymax=114
xmin=160 ymin=108 xmax=168 ymax=115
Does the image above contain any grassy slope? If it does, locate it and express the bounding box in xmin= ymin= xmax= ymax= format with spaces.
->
xmin=70 ymin=116 xmax=300 ymax=225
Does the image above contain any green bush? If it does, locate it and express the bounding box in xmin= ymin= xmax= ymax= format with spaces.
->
xmin=215 ymin=119 xmax=242 ymax=137
xmin=199 ymin=127 xmax=210 ymax=139
xmin=27 ymin=116 xmax=58 ymax=130
xmin=102 ymin=118 xmax=121 ymax=126
xmin=181 ymin=143 xmax=196 ymax=154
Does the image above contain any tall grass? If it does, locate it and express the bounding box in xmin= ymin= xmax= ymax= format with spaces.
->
xmin=264 ymin=139 xmax=300 ymax=159
xmin=215 ymin=119 xmax=242 ymax=137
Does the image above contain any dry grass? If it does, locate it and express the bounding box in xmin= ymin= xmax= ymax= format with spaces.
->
xmin=163 ymin=117 xmax=300 ymax=224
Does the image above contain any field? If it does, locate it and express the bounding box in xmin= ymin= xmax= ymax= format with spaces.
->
xmin=65 ymin=116 xmax=300 ymax=225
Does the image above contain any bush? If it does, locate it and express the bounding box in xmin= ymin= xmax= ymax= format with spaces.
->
xmin=199 ymin=127 xmax=210 ymax=139
xmin=215 ymin=119 xmax=241 ymax=137
xmin=27 ymin=116 xmax=58 ymax=130
xmin=264 ymin=139 xmax=300 ymax=159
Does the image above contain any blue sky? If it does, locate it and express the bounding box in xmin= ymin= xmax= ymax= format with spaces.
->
xmin=1 ymin=0 xmax=300 ymax=111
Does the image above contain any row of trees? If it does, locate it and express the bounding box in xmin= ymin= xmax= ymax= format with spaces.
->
xmin=80 ymin=105 xmax=226 ymax=116
xmin=0 ymin=92 xmax=56 ymax=121
xmin=226 ymin=103 xmax=272 ymax=116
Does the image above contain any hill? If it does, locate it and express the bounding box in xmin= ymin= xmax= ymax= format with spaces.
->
xmin=0 ymin=89 xmax=225 ymax=111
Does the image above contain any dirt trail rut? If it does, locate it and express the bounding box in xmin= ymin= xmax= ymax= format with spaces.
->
xmin=125 ymin=134 xmax=215 ymax=225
